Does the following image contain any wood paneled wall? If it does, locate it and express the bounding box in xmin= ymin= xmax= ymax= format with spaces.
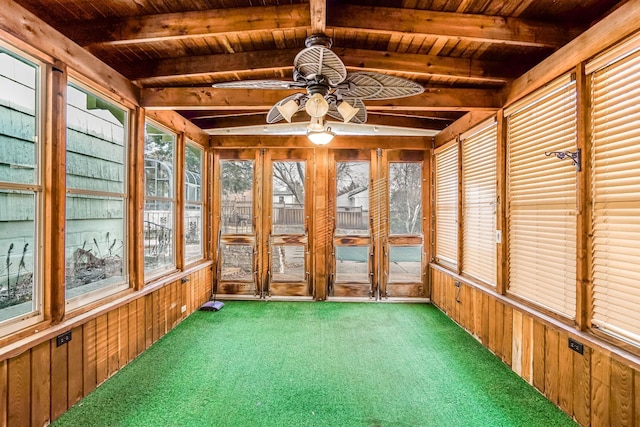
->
xmin=0 ymin=265 xmax=212 ymax=427
xmin=431 ymin=267 xmax=640 ymax=427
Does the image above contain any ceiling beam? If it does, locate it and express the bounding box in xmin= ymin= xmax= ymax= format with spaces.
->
xmin=327 ymin=5 xmax=582 ymax=48
xmin=141 ymin=87 xmax=502 ymax=111
xmin=181 ymin=110 xmax=463 ymax=121
xmin=68 ymin=4 xmax=310 ymax=46
xmin=210 ymin=135 xmax=431 ymax=150
xmin=193 ymin=113 xmax=450 ymax=131
xmin=124 ymin=47 xmax=517 ymax=83
xmin=309 ymin=0 xmax=326 ymax=34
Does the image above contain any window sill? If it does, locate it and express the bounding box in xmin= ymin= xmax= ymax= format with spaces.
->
xmin=0 ymin=260 xmax=213 ymax=362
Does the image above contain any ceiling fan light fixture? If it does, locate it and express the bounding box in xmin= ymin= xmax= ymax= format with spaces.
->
xmin=306 ymin=116 xmax=325 ymax=132
xmin=276 ymin=99 xmax=299 ymax=123
xmin=337 ymin=101 xmax=360 ymax=123
xmin=305 ymin=93 xmax=330 ymax=118
xmin=307 ymin=127 xmax=335 ymax=145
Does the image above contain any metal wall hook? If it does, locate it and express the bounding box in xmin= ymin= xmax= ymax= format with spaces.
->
xmin=544 ymin=148 xmax=581 ymax=172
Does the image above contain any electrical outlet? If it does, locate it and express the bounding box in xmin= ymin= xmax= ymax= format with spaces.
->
xmin=56 ymin=330 xmax=72 ymax=347
xmin=181 ymin=305 xmax=187 ymax=313
xmin=568 ymin=338 xmax=584 ymax=354
xmin=496 ymin=230 xmax=502 ymax=244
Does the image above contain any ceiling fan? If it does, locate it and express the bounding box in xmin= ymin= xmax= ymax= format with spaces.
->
xmin=211 ymin=34 xmax=425 ymax=143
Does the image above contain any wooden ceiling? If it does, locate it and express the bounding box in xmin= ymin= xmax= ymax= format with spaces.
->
xmin=13 ymin=0 xmax=624 ymax=135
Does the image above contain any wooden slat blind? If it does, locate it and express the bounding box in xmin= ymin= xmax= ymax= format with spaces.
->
xmin=435 ymin=142 xmax=458 ymax=269
xmin=462 ymin=121 xmax=497 ymax=286
xmin=506 ymin=75 xmax=577 ymax=318
xmin=588 ymin=46 xmax=640 ymax=345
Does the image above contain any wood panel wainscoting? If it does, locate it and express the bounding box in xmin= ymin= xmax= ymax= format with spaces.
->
xmin=0 ymin=264 xmax=212 ymax=427
xmin=430 ymin=266 xmax=640 ymax=427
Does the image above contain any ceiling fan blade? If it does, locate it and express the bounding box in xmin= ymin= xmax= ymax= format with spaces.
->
xmin=338 ymin=73 xmax=384 ymax=99
xmin=212 ymin=80 xmax=305 ymax=90
xmin=266 ymin=94 xmax=307 ymax=124
xmin=327 ymin=98 xmax=367 ymax=124
xmin=294 ymin=46 xmax=347 ymax=85
xmin=349 ymin=72 xmax=425 ymax=100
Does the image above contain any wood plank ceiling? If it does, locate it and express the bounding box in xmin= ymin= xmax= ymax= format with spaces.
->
xmin=13 ymin=0 xmax=624 ymax=135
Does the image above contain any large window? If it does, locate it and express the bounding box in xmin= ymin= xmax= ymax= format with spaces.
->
xmin=0 ymin=44 xmax=42 ymax=332
xmin=506 ymin=75 xmax=577 ymax=318
xmin=185 ymin=142 xmax=203 ymax=263
xmin=144 ymin=122 xmax=176 ymax=275
xmin=434 ymin=142 xmax=459 ymax=270
xmin=588 ymin=37 xmax=640 ymax=345
xmin=65 ymin=82 xmax=128 ymax=304
xmin=462 ymin=121 xmax=497 ymax=286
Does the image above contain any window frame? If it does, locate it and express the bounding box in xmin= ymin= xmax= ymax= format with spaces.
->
xmin=505 ymin=74 xmax=578 ymax=320
xmin=0 ymin=40 xmax=45 ymax=335
xmin=184 ymin=140 xmax=204 ymax=265
xmin=63 ymin=78 xmax=131 ymax=310
xmin=433 ymin=140 xmax=459 ymax=271
xmin=143 ymin=119 xmax=178 ymax=279
xmin=461 ymin=119 xmax=498 ymax=287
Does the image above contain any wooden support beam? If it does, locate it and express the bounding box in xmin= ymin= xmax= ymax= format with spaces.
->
xmin=192 ymin=112 xmax=450 ymax=131
xmin=141 ymin=87 xmax=501 ymax=111
xmin=122 ymin=49 xmax=298 ymax=81
xmin=69 ymin=4 xmax=310 ymax=46
xmin=125 ymin=48 xmax=517 ymax=83
xmin=327 ymin=5 xmax=582 ymax=48
xmin=575 ymin=62 xmax=590 ymax=331
xmin=309 ymin=0 xmax=326 ymax=34
xmin=210 ymin=135 xmax=430 ymax=149
xmin=337 ymin=48 xmax=519 ymax=82
xmin=130 ymin=107 xmax=146 ymax=291
xmin=45 ymin=61 xmax=67 ymax=323
xmin=504 ymin=0 xmax=640 ymax=106
xmin=183 ymin=110 xmax=463 ymax=121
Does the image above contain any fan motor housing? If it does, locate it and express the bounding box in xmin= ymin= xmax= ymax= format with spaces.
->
xmin=307 ymin=82 xmax=331 ymax=97
xmin=305 ymin=34 xmax=333 ymax=48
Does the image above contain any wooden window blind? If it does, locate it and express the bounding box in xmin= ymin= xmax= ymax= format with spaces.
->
xmin=435 ymin=142 xmax=459 ymax=269
xmin=588 ymin=44 xmax=640 ymax=345
xmin=506 ymin=75 xmax=577 ymax=318
xmin=462 ymin=121 xmax=497 ymax=286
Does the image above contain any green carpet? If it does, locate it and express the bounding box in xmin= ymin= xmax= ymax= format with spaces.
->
xmin=53 ymin=302 xmax=577 ymax=427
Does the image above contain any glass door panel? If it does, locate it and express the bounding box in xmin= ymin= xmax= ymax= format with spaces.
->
xmin=216 ymin=157 xmax=258 ymax=296
xmin=330 ymin=158 xmax=373 ymax=298
xmin=384 ymin=158 xmax=426 ymax=298
xmin=266 ymin=152 xmax=311 ymax=297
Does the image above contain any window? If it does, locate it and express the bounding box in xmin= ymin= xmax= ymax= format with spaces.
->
xmin=588 ymin=35 xmax=640 ymax=345
xmin=506 ymin=75 xmax=577 ymax=318
xmin=388 ymin=162 xmax=423 ymax=283
xmin=389 ymin=162 xmax=422 ymax=236
xmin=0 ymin=44 xmax=43 ymax=332
xmin=434 ymin=142 xmax=459 ymax=270
xmin=462 ymin=121 xmax=497 ymax=286
xmin=144 ymin=121 xmax=176 ymax=275
xmin=272 ymin=161 xmax=305 ymax=235
xmin=185 ymin=142 xmax=203 ymax=263
xmin=65 ymin=82 xmax=128 ymax=304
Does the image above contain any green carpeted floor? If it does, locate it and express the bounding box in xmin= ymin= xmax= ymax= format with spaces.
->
xmin=53 ymin=302 xmax=577 ymax=427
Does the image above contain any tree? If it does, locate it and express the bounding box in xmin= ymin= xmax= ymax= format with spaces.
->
xmin=337 ymin=162 xmax=368 ymax=196
xmin=221 ymin=161 xmax=253 ymax=196
xmin=272 ymin=161 xmax=305 ymax=204
xmin=389 ymin=163 xmax=422 ymax=234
